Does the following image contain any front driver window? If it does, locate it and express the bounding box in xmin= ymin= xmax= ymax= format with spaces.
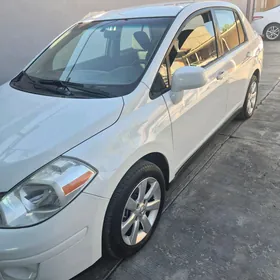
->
xmin=151 ymin=12 xmax=218 ymax=97
xmin=169 ymin=12 xmax=218 ymax=76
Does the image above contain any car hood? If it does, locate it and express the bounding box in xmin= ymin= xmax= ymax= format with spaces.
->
xmin=0 ymin=83 xmax=124 ymax=192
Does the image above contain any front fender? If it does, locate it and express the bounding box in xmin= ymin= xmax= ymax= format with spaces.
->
xmin=65 ymin=84 xmax=174 ymax=199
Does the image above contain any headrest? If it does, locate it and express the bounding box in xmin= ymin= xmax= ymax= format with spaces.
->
xmin=133 ymin=31 xmax=152 ymax=51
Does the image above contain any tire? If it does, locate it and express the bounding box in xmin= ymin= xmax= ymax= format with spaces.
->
xmin=103 ymin=160 xmax=166 ymax=259
xmin=264 ymin=23 xmax=280 ymax=41
xmin=237 ymin=75 xmax=259 ymax=120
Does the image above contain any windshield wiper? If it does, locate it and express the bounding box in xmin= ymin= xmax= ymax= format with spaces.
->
xmin=18 ymin=72 xmax=69 ymax=96
xmin=40 ymin=79 xmax=112 ymax=98
xmin=16 ymin=72 xmax=112 ymax=98
xmin=39 ymin=79 xmax=73 ymax=96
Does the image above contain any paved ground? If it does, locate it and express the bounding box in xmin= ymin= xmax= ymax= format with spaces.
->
xmin=75 ymin=41 xmax=280 ymax=280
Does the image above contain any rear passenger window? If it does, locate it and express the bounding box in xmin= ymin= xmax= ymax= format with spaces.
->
xmin=214 ymin=9 xmax=239 ymax=54
xmin=235 ymin=11 xmax=246 ymax=44
xmin=169 ymin=12 xmax=218 ymax=76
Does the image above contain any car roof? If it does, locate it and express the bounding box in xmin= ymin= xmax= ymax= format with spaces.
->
xmin=82 ymin=1 xmax=240 ymax=22
xmin=83 ymin=2 xmax=195 ymax=21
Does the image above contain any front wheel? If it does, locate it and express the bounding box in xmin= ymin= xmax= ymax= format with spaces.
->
xmin=237 ymin=75 xmax=258 ymax=120
xmin=103 ymin=160 xmax=165 ymax=259
xmin=264 ymin=24 xmax=280 ymax=41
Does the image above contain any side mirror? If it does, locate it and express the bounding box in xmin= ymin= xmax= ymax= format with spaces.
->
xmin=171 ymin=66 xmax=208 ymax=93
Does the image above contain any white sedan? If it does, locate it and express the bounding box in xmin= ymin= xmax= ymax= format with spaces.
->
xmin=252 ymin=5 xmax=280 ymax=40
xmin=0 ymin=1 xmax=263 ymax=280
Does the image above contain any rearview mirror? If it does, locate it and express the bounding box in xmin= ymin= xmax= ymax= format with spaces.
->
xmin=171 ymin=66 xmax=208 ymax=93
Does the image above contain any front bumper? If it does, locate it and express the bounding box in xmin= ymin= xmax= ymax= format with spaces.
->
xmin=0 ymin=193 xmax=109 ymax=280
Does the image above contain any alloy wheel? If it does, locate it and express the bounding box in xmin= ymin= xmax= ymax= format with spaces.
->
xmin=266 ymin=25 xmax=280 ymax=40
xmin=247 ymin=80 xmax=257 ymax=116
xmin=121 ymin=177 xmax=161 ymax=246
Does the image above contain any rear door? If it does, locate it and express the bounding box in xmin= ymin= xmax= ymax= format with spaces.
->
xmin=213 ymin=8 xmax=253 ymax=115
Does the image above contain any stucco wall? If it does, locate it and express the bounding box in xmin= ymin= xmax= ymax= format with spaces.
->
xmin=0 ymin=0 xmax=251 ymax=85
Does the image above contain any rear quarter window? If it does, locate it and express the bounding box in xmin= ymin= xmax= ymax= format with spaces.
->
xmin=234 ymin=11 xmax=246 ymax=44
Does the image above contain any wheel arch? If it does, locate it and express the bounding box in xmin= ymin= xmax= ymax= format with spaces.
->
xmin=253 ymin=69 xmax=260 ymax=82
xmin=241 ymin=68 xmax=261 ymax=106
xmin=142 ymin=152 xmax=170 ymax=187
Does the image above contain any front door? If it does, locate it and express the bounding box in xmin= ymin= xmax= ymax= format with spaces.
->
xmin=154 ymin=11 xmax=229 ymax=171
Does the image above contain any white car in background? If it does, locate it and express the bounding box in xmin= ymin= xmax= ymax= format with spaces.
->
xmin=0 ymin=1 xmax=263 ymax=280
xmin=252 ymin=5 xmax=280 ymax=40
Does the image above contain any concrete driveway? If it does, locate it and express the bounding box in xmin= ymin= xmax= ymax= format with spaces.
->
xmin=75 ymin=41 xmax=280 ymax=280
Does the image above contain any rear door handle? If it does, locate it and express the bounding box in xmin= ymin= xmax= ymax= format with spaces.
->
xmin=242 ymin=51 xmax=256 ymax=64
xmin=247 ymin=51 xmax=254 ymax=58
xmin=216 ymin=71 xmax=226 ymax=81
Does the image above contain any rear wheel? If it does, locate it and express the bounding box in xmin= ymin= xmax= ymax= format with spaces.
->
xmin=264 ymin=24 xmax=280 ymax=41
xmin=103 ymin=160 xmax=165 ymax=258
xmin=237 ymin=75 xmax=258 ymax=120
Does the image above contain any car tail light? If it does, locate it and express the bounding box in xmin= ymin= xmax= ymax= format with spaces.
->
xmin=253 ymin=16 xmax=264 ymax=21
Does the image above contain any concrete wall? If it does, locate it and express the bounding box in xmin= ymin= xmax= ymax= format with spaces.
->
xmin=0 ymin=0 xmax=251 ymax=85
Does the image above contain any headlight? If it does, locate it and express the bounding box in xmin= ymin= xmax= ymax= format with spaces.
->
xmin=0 ymin=157 xmax=97 ymax=228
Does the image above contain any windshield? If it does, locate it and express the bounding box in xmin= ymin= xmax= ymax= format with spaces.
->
xmin=12 ymin=17 xmax=173 ymax=98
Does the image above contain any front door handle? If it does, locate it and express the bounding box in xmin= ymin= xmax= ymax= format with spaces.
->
xmin=216 ymin=71 xmax=226 ymax=81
